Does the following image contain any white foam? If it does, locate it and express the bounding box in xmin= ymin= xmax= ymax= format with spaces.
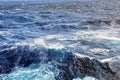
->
xmin=73 ymin=76 xmax=97 ymax=80
xmin=0 ymin=62 xmax=59 ymax=80
xmin=34 ymin=38 xmax=64 ymax=49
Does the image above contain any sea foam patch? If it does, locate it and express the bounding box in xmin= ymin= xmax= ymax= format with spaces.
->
xmin=73 ymin=77 xmax=97 ymax=80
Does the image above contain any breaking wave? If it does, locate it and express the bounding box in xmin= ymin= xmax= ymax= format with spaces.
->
xmin=0 ymin=2 xmax=120 ymax=80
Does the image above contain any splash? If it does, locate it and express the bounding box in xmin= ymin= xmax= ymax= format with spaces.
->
xmin=0 ymin=62 xmax=59 ymax=80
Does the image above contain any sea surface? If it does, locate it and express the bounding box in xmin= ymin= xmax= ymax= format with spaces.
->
xmin=0 ymin=1 xmax=119 ymax=80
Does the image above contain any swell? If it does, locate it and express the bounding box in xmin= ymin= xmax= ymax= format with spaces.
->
xmin=0 ymin=45 xmax=117 ymax=80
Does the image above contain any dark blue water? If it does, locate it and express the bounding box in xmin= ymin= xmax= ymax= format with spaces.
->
xmin=0 ymin=1 xmax=119 ymax=80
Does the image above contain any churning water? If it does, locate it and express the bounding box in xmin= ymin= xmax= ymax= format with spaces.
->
xmin=0 ymin=2 xmax=120 ymax=80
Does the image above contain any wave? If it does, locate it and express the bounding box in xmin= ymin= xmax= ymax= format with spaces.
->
xmin=0 ymin=2 xmax=119 ymax=80
xmin=0 ymin=15 xmax=32 ymax=23
xmin=0 ymin=45 xmax=116 ymax=80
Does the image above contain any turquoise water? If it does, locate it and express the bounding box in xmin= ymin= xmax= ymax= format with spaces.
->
xmin=0 ymin=62 xmax=59 ymax=80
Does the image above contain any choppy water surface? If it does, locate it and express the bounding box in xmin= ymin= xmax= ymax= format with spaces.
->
xmin=0 ymin=2 xmax=120 ymax=80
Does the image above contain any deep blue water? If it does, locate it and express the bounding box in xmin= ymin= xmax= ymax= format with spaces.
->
xmin=0 ymin=4 xmax=97 ymax=80
xmin=0 ymin=1 xmax=119 ymax=80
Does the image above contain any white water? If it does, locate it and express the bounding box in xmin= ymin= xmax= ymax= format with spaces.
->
xmin=0 ymin=1 xmax=120 ymax=80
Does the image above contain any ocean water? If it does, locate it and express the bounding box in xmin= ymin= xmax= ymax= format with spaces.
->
xmin=0 ymin=0 xmax=95 ymax=2
xmin=0 ymin=2 xmax=120 ymax=80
